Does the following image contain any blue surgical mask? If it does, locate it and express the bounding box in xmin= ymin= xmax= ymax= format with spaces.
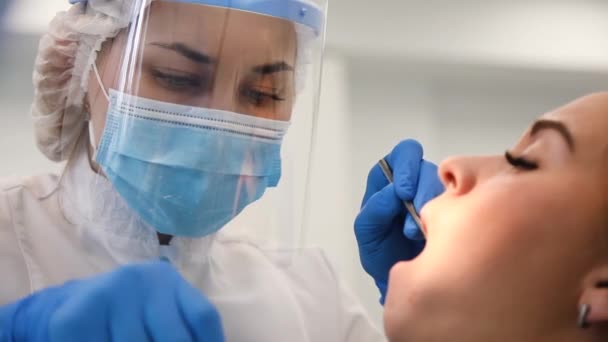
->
xmin=95 ymin=90 xmax=289 ymax=237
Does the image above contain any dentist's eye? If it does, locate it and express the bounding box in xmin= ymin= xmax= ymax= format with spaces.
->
xmin=505 ymin=151 xmax=538 ymax=171
xmin=150 ymin=68 xmax=205 ymax=92
xmin=242 ymin=88 xmax=285 ymax=107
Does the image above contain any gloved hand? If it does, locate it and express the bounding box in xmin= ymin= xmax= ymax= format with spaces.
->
xmin=354 ymin=139 xmax=444 ymax=304
xmin=0 ymin=261 xmax=224 ymax=342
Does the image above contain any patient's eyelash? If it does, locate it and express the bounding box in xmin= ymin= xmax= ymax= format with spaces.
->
xmin=505 ymin=151 xmax=538 ymax=171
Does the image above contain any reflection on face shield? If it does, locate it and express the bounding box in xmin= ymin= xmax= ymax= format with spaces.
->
xmin=98 ymin=1 xmax=299 ymax=121
xmin=85 ymin=1 xmax=320 ymax=238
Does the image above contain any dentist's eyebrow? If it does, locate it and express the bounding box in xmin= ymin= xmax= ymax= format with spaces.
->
xmin=252 ymin=61 xmax=293 ymax=75
xmin=149 ymin=42 xmax=214 ymax=64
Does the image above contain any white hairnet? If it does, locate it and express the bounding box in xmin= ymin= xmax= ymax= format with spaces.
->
xmin=32 ymin=0 xmax=144 ymax=161
xmin=32 ymin=0 xmax=316 ymax=162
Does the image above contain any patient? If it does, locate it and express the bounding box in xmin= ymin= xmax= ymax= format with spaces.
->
xmin=384 ymin=93 xmax=608 ymax=342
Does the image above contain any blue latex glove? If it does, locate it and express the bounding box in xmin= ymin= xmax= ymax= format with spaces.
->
xmin=0 ymin=261 xmax=224 ymax=342
xmin=354 ymin=139 xmax=444 ymax=304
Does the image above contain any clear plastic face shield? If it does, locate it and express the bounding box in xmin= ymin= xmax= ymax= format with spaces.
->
xmin=63 ymin=0 xmax=326 ymax=249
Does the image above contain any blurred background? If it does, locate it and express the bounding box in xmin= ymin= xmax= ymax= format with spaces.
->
xmin=1 ymin=0 xmax=607 ymax=328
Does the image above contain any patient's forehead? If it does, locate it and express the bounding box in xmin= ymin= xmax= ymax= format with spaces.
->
xmin=543 ymin=92 xmax=608 ymax=164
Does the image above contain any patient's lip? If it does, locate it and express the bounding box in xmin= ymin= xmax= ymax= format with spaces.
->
xmin=420 ymin=214 xmax=429 ymax=238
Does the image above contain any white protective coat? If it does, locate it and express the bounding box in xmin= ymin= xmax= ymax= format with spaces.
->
xmin=0 ymin=135 xmax=385 ymax=342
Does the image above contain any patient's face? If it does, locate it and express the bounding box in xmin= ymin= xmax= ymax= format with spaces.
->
xmin=385 ymin=93 xmax=608 ymax=341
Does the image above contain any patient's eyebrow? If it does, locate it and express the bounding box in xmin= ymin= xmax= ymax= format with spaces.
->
xmin=530 ymin=119 xmax=575 ymax=152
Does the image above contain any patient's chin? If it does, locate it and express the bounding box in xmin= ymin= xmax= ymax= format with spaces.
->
xmin=385 ymin=262 xmax=418 ymax=326
xmin=383 ymin=285 xmax=428 ymax=342
xmin=383 ymin=289 xmax=413 ymax=342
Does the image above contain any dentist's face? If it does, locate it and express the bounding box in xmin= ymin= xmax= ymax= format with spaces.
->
xmin=385 ymin=93 xmax=608 ymax=342
xmin=88 ymin=1 xmax=298 ymax=146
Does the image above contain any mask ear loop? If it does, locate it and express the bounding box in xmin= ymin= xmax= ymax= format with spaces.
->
xmin=88 ymin=61 xmax=110 ymax=162
xmin=92 ymin=61 xmax=110 ymax=101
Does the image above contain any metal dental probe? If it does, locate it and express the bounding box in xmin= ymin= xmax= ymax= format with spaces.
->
xmin=377 ymin=158 xmax=426 ymax=238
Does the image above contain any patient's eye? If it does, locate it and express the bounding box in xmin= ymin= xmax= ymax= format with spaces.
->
xmin=505 ymin=151 xmax=538 ymax=171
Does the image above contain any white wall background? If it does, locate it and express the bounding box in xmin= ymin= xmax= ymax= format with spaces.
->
xmin=2 ymin=0 xmax=608 ymax=331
